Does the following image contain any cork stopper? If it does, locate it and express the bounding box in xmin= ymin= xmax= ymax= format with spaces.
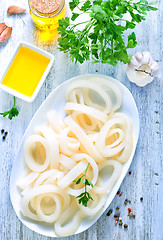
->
xmin=31 ymin=0 xmax=60 ymax=14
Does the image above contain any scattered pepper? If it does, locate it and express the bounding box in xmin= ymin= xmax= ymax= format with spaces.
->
xmin=124 ymin=200 xmax=128 ymax=205
xmin=106 ymin=209 xmax=113 ymax=216
xmin=1 ymin=129 xmax=4 ymax=134
xmin=140 ymin=197 xmax=143 ymax=202
xmin=2 ymin=135 xmax=6 ymax=141
xmin=1 ymin=129 xmax=8 ymax=141
xmin=124 ymin=224 xmax=128 ymax=229
xmin=129 ymin=212 xmax=133 ymax=217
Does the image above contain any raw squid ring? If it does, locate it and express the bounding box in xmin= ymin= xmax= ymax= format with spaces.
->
xmin=54 ymin=200 xmax=84 ymax=237
xmin=24 ymin=135 xmax=50 ymax=172
xmin=57 ymin=160 xmax=88 ymax=190
xmin=68 ymin=88 xmax=85 ymax=104
xmin=90 ymin=77 xmax=122 ymax=112
xmin=64 ymin=116 xmax=104 ymax=163
xmin=34 ymin=169 xmax=64 ymax=187
xmin=21 ymin=184 xmax=70 ymax=221
xmin=64 ymin=102 xmax=108 ymax=123
xmin=93 ymin=160 xmax=122 ymax=194
xmin=112 ymin=113 xmax=133 ymax=163
xmin=66 ymin=79 xmax=112 ymax=114
xmin=95 ymin=117 xmax=127 ymax=157
xmin=59 ymin=127 xmax=80 ymax=156
xmin=35 ymin=193 xmax=62 ymax=223
xmin=34 ymin=125 xmax=59 ymax=169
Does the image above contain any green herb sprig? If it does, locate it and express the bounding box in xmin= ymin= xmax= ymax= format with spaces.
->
xmin=58 ymin=0 xmax=157 ymax=65
xmin=0 ymin=96 xmax=19 ymax=120
xmin=74 ymin=163 xmax=93 ymax=207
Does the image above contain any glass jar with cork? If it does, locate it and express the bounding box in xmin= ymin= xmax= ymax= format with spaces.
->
xmin=28 ymin=0 xmax=66 ymax=30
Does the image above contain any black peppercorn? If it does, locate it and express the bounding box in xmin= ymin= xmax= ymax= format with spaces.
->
xmin=124 ymin=224 xmax=128 ymax=229
xmin=1 ymin=129 xmax=4 ymax=134
xmin=2 ymin=136 xmax=6 ymax=141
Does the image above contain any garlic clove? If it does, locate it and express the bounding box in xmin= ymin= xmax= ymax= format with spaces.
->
xmin=7 ymin=5 xmax=26 ymax=16
xmin=149 ymin=59 xmax=158 ymax=70
xmin=0 ymin=22 xmax=6 ymax=35
xmin=141 ymin=51 xmax=151 ymax=65
xmin=128 ymin=56 xmax=138 ymax=69
xmin=0 ymin=26 xmax=12 ymax=42
xmin=135 ymin=52 xmax=143 ymax=62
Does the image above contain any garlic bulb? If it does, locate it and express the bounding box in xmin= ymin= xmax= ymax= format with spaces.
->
xmin=126 ymin=52 xmax=159 ymax=87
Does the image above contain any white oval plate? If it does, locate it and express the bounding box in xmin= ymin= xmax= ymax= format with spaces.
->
xmin=10 ymin=74 xmax=139 ymax=237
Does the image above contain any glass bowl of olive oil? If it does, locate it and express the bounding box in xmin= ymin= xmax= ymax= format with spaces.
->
xmin=0 ymin=42 xmax=54 ymax=102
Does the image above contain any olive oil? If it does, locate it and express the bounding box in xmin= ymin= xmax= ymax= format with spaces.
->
xmin=1 ymin=46 xmax=50 ymax=97
xmin=29 ymin=0 xmax=66 ymax=30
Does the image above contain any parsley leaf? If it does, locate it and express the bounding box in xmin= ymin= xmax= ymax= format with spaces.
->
xmin=58 ymin=0 xmax=157 ymax=65
xmin=0 ymin=97 xmax=19 ymax=120
xmin=75 ymin=163 xmax=94 ymax=207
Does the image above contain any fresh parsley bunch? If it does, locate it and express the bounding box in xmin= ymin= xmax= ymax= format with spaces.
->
xmin=58 ymin=0 xmax=157 ymax=65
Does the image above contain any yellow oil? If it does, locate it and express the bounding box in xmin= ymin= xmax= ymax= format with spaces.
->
xmin=2 ymin=46 xmax=50 ymax=97
xmin=30 ymin=5 xmax=66 ymax=31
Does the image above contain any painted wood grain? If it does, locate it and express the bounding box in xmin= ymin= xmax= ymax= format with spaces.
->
xmin=0 ymin=0 xmax=162 ymax=240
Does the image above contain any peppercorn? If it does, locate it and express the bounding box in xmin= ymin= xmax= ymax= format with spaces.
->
xmin=117 ymin=213 xmax=120 ymax=217
xmin=128 ymin=200 xmax=131 ymax=203
xmin=117 ymin=191 xmax=120 ymax=195
xmin=129 ymin=212 xmax=133 ymax=217
xmin=128 ymin=208 xmax=131 ymax=212
xmin=1 ymin=129 xmax=4 ymax=134
xmin=133 ymin=214 xmax=136 ymax=218
xmin=140 ymin=197 xmax=143 ymax=202
xmin=115 ymin=220 xmax=118 ymax=224
xmin=2 ymin=136 xmax=6 ymax=141
xmin=106 ymin=209 xmax=113 ymax=216
xmin=116 ymin=207 xmax=119 ymax=211
xmin=5 ymin=131 xmax=8 ymax=136
xmin=119 ymin=217 xmax=122 ymax=221
xmin=116 ymin=217 xmax=119 ymax=221
xmin=124 ymin=201 xmax=127 ymax=205
xmin=129 ymin=171 xmax=132 ymax=175
xmin=119 ymin=222 xmax=123 ymax=226
xmin=125 ymin=199 xmax=128 ymax=202
xmin=124 ymin=224 xmax=128 ymax=229
xmin=114 ymin=215 xmax=117 ymax=218
xmin=119 ymin=193 xmax=123 ymax=197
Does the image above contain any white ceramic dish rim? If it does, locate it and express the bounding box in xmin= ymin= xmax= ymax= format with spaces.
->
xmin=10 ymin=74 xmax=139 ymax=237
xmin=0 ymin=41 xmax=54 ymax=102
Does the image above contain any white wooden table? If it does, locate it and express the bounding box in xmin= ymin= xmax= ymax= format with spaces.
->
xmin=0 ymin=1 xmax=162 ymax=240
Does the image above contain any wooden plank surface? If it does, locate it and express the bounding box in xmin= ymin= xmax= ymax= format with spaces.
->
xmin=0 ymin=0 xmax=162 ymax=240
